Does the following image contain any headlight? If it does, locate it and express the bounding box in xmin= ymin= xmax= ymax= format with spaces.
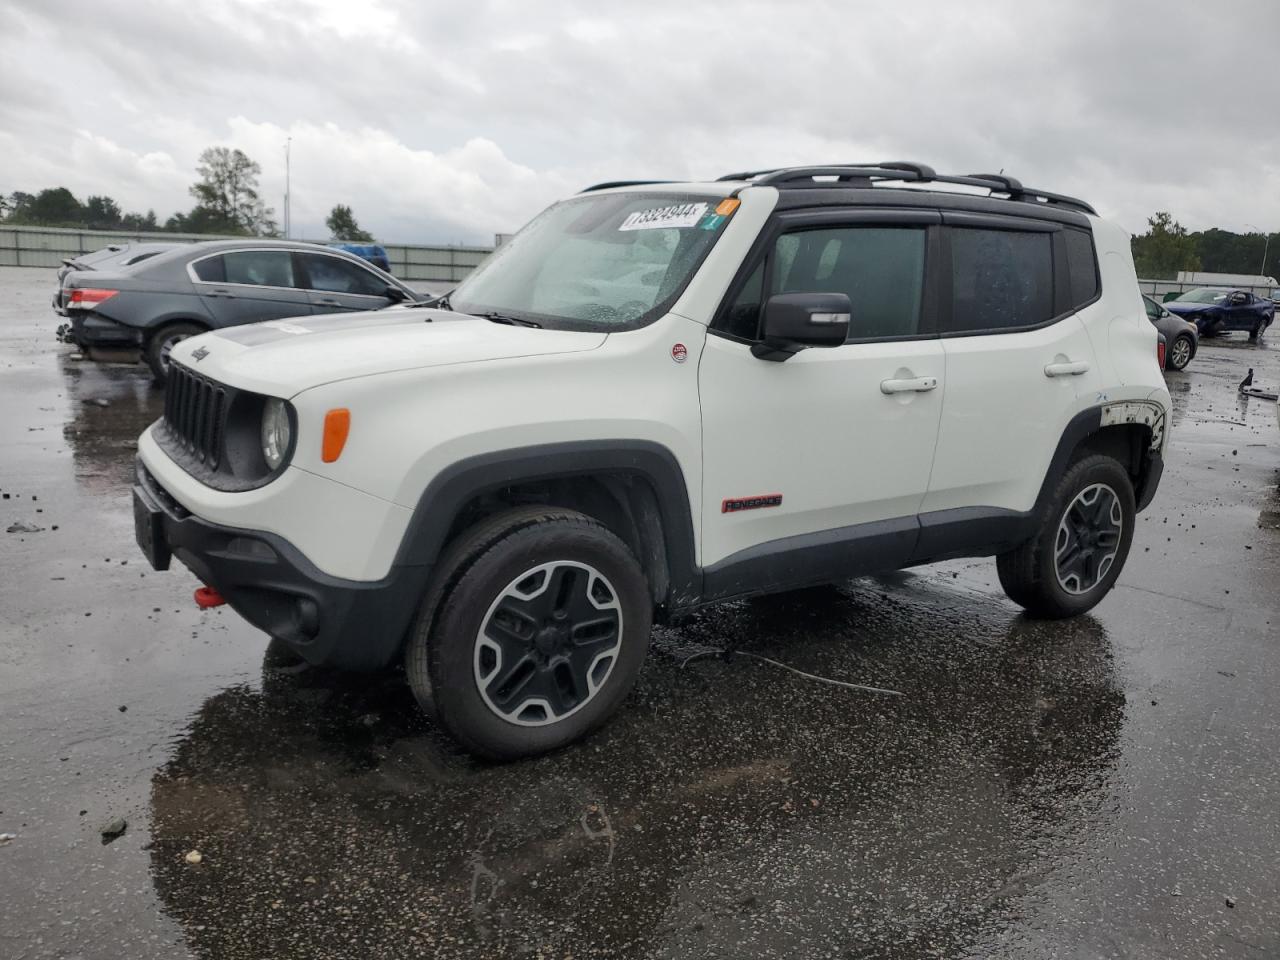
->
xmin=260 ymin=398 xmax=291 ymax=471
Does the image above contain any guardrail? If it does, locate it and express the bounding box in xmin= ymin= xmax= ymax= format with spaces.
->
xmin=0 ymin=225 xmax=493 ymax=285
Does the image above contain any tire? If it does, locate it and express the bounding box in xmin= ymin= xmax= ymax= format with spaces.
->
xmin=404 ymin=507 xmax=651 ymax=760
xmin=1167 ymin=333 xmax=1194 ymax=370
xmin=997 ymin=455 xmax=1136 ymax=619
xmin=146 ymin=322 xmax=205 ymax=382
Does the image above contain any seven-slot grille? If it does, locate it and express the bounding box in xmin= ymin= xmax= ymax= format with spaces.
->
xmin=163 ymin=364 xmax=226 ymax=468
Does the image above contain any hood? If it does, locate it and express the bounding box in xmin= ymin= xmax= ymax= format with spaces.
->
xmin=1164 ymin=300 xmax=1219 ymax=316
xmin=169 ymin=307 xmax=608 ymax=397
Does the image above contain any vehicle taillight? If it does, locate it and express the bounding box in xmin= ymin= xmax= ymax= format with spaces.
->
xmin=1157 ymin=338 xmax=1167 ymax=369
xmin=66 ymin=288 xmax=118 ymax=310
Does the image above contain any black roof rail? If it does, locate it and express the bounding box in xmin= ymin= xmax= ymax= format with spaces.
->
xmin=718 ymin=163 xmax=1096 ymax=215
xmin=579 ymin=180 xmax=676 ymax=193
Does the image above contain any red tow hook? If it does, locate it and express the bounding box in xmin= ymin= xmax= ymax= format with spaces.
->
xmin=194 ymin=586 xmax=226 ymax=609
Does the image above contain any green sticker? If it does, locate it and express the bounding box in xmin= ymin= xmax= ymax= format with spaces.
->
xmin=700 ymin=214 xmax=726 ymax=231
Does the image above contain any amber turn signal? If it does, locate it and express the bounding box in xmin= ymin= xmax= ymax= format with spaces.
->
xmin=321 ymin=408 xmax=351 ymax=463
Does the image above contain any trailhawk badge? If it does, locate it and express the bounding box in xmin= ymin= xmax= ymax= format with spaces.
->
xmin=671 ymin=343 xmax=688 ymax=363
xmin=191 ymin=346 xmax=209 ymax=362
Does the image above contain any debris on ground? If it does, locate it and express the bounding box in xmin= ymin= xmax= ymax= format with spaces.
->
xmin=100 ymin=818 xmax=127 ymax=842
xmin=0 ymin=833 xmax=16 ymax=845
xmin=185 ymin=850 xmax=203 ymax=864
xmin=6 ymin=521 xmax=44 ymax=534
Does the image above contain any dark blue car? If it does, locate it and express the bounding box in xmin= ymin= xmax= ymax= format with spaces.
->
xmin=327 ymin=243 xmax=391 ymax=273
xmin=1164 ymin=287 xmax=1275 ymax=340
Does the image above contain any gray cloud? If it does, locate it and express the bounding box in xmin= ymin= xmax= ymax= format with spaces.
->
xmin=2 ymin=0 xmax=1277 ymax=242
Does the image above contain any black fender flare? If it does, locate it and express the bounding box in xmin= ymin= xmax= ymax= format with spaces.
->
xmin=392 ymin=440 xmax=701 ymax=606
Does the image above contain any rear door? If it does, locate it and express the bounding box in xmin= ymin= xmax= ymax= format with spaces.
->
xmin=191 ymin=250 xmax=312 ymax=326
xmin=295 ymin=251 xmax=398 ymax=314
xmin=917 ymin=216 xmax=1099 ymax=552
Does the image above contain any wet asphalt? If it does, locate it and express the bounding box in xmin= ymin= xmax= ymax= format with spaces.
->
xmin=1 ymin=264 xmax=1278 ymax=959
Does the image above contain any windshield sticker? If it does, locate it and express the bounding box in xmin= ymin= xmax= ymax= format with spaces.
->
xmin=700 ymin=214 xmax=726 ymax=231
xmin=618 ymin=203 xmax=707 ymax=232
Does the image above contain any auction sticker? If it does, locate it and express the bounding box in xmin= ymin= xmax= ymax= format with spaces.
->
xmin=619 ymin=202 xmax=707 ymax=231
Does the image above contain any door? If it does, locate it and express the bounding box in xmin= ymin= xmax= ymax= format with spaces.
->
xmin=191 ymin=249 xmax=312 ymax=325
xmin=919 ymin=219 xmax=1099 ymax=536
xmin=699 ymin=214 xmax=945 ymax=590
xmin=296 ymin=251 xmax=398 ymax=314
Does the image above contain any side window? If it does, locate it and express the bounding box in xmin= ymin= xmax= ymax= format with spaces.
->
xmin=1143 ymin=298 xmax=1161 ymax=321
xmin=222 ymin=251 xmax=296 ymax=288
xmin=192 ymin=255 xmax=225 ymax=283
xmin=1064 ymin=228 xmax=1099 ymax=308
xmin=775 ymin=227 xmax=926 ymax=339
xmin=949 ymin=228 xmax=1053 ymax=332
xmin=300 ymin=253 xmax=388 ymax=296
xmin=721 ymin=263 xmax=764 ymax=340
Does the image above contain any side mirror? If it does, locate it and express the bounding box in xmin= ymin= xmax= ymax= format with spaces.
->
xmin=751 ymin=292 xmax=851 ymax=362
xmin=384 ymin=285 xmax=409 ymax=303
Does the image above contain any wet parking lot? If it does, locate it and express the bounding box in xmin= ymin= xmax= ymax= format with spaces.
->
xmin=2 ymin=265 xmax=1279 ymax=959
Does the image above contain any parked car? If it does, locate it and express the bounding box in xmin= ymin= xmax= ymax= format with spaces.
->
xmin=60 ymin=239 xmax=423 ymax=380
xmin=1143 ymin=295 xmax=1198 ymax=370
xmin=328 ymin=243 xmax=392 ymax=273
xmin=132 ymin=162 xmax=1169 ymax=759
xmin=53 ymin=242 xmax=181 ymax=316
xmin=1163 ymin=287 xmax=1275 ymax=340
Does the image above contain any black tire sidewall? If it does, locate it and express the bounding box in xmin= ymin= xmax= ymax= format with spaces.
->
xmin=428 ymin=520 xmax=651 ymax=759
xmin=1034 ymin=457 xmax=1136 ymax=617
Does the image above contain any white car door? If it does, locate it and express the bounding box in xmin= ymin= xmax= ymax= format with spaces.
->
xmin=917 ymin=217 xmax=1100 ymax=553
xmin=698 ymin=212 xmax=945 ymax=596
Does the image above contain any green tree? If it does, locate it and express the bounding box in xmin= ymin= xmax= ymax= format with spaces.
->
xmin=325 ymin=203 xmax=374 ymax=242
xmin=120 ymin=209 xmax=159 ymax=232
xmin=83 ymin=195 xmax=123 ymax=229
xmin=12 ymin=187 xmax=83 ymax=226
xmin=1131 ymin=212 xmax=1201 ymax=280
xmin=186 ymin=146 xmax=276 ymax=235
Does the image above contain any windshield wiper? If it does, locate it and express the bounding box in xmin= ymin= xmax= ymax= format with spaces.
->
xmin=407 ymin=291 xmax=451 ymax=310
xmin=477 ymin=311 xmax=542 ymax=328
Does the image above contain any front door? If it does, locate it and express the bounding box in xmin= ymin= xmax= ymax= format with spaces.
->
xmin=296 ymin=251 xmax=397 ymax=315
xmin=698 ymin=214 xmax=945 ymax=594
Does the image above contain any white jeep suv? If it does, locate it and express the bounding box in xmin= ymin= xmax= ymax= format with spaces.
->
xmin=133 ymin=163 xmax=1169 ymax=758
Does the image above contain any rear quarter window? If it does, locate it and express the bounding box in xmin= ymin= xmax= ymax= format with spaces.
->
xmin=192 ymin=256 xmax=225 ymax=283
xmin=1064 ymin=228 xmax=1099 ymax=308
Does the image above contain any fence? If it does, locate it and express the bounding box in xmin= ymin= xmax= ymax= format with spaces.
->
xmin=1138 ymin=278 xmax=1279 ymax=301
xmin=0 ymin=224 xmax=493 ymax=285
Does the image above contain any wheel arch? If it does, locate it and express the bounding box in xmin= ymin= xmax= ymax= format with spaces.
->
xmin=1037 ymin=405 xmax=1164 ymax=518
xmin=394 ymin=441 xmax=701 ymax=615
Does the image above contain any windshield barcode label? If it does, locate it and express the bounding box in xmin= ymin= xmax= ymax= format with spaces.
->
xmin=619 ymin=203 xmax=707 ymax=231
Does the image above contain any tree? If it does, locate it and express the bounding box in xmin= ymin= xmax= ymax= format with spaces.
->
xmin=1131 ymin=212 xmax=1201 ymax=280
xmin=83 ymin=195 xmax=123 ymax=230
xmin=120 ymin=209 xmax=159 ymax=232
xmin=325 ymin=204 xmax=374 ymax=242
xmin=13 ymin=187 xmax=83 ymax=226
xmin=187 ymin=146 xmax=276 ymax=235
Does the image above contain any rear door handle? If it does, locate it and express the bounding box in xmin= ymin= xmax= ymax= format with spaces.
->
xmin=880 ymin=376 xmax=939 ymax=394
xmin=315 ymin=297 xmax=341 ymax=306
xmin=206 ymin=288 xmax=234 ymax=298
xmin=1044 ymin=360 xmax=1090 ymax=377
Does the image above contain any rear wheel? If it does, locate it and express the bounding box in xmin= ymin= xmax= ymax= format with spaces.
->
xmin=404 ymin=507 xmax=652 ymax=760
xmin=1168 ymin=333 xmax=1194 ymax=370
xmin=997 ymin=455 xmax=1136 ymax=619
xmin=146 ymin=322 xmax=205 ymax=382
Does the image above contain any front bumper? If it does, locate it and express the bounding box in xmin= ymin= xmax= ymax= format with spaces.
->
xmin=132 ymin=459 xmax=425 ymax=671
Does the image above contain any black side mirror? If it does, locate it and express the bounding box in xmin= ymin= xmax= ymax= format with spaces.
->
xmin=751 ymin=292 xmax=852 ymax=362
xmin=384 ymin=285 xmax=409 ymax=303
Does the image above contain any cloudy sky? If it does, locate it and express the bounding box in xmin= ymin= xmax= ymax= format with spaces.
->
xmin=2 ymin=0 xmax=1277 ymax=244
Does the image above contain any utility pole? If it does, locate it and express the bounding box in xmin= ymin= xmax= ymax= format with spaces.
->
xmin=1246 ymin=223 xmax=1270 ymax=279
xmin=284 ymin=137 xmax=292 ymax=239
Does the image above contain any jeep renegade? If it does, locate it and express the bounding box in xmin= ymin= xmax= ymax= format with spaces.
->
xmin=133 ymin=163 xmax=1170 ymax=759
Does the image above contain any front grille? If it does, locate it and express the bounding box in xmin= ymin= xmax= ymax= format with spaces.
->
xmin=163 ymin=364 xmax=226 ymax=469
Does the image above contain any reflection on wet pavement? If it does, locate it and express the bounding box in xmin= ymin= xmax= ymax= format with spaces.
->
xmin=2 ymin=266 xmax=1279 ymax=959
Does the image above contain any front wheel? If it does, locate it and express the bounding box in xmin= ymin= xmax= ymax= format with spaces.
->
xmin=1168 ymin=333 xmax=1194 ymax=370
xmin=997 ymin=455 xmax=1136 ymax=619
xmin=405 ymin=507 xmax=652 ymax=760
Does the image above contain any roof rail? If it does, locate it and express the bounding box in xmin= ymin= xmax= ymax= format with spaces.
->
xmin=579 ymin=180 xmax=676 ymax=193
xmin=719 ymin=163 xmax=1096 ymax=215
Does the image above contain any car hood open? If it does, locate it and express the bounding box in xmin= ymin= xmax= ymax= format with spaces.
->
xmin=168 ymin=307 xmax=608 ymax=397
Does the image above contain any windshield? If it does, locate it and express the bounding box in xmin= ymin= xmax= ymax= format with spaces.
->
xmin=1174 ymin=288 xmax=1229 ymax=304
xmin=449 ymin=192 xmax=735 ymax=331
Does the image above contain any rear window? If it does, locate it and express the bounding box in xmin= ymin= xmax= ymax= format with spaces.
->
xmin=222 ymin=251 xmax=295 ymax=288
xmin=948 ymin=228 xmax=1054 ymax=332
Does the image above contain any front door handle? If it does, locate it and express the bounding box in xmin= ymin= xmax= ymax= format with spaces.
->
xmin=1044 ymin=360 xmax=1090 ymax=377
xmin=880 ymin=376 xmax=939 ymax=395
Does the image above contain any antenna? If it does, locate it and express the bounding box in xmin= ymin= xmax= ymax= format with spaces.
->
xmin=284 ymin=137 xmax=292 ymax=239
